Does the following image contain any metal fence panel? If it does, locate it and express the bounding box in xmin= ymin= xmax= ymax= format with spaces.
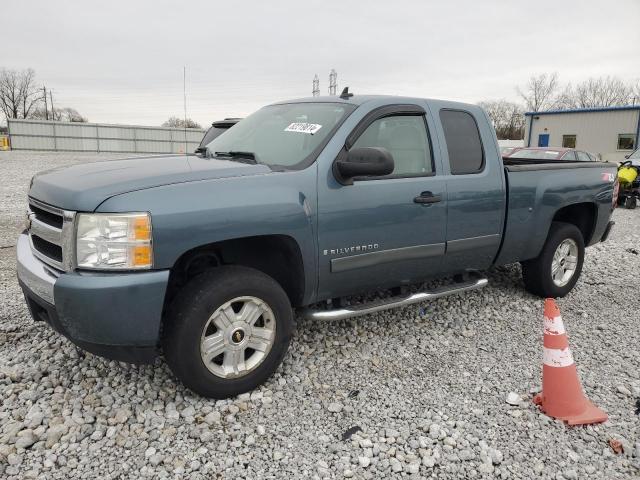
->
xmin=10 ymin=121 xmax=55 ymax=136
xmin=98 ymin=139 xmax=136 ymax=152
xmin=55 ymin=123 xmax=98 ymax=137
xmin=136 ymin=128 xmax=171 ymax=141
xmin=136 ymin=140 xmax=172 ymax=153
xmin=171 ymin=129 xmax=205 ymax=142
xmin=56 ymin=137 xmax=99 ymax=151
xmin=171 ymin=142 xmax=201 ymax=154
xmin=7 ymin=119 xmax=205 ymax=154
xmin=10 ymin=135 xmax=55 ymax=150
xmin=97 ymin=126 xmax=135 ymax=140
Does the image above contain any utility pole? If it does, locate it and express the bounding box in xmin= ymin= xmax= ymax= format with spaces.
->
xmin=312 ymin=74 xmax=320 ymax=97
xmin=49 ymin=90 xmax=55 ymax=121
xmin=328 ymin=69 xmax=337 ymax=96
xmin=42 ymin=86 xmax=48 ymax=120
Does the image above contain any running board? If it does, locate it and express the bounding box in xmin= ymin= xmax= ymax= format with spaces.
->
xmin=303 ymin=272 xmax=488 ymax=321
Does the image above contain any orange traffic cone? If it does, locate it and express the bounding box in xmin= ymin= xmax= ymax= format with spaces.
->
xmin=533 ymin=298 xmax=607 ymax=425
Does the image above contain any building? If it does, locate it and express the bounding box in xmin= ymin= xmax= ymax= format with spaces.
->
xmin=523 ymin=105 xmax=640 ymax=162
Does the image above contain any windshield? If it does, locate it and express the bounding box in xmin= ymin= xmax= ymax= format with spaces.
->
xmin=511 ymin=148 xmax=563 ymax=160
xmin=204 ymin=103 xmax=355 ymax=168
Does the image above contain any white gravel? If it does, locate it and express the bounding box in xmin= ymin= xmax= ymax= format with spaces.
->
xmin=1 ymin=150 xmax=639 ymax=479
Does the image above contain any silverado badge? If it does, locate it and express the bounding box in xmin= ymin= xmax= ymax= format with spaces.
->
xmin=323 ymin=244 xmax=379 ymax=256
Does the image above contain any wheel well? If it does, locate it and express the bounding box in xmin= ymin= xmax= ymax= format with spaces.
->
xmin=164 ymin=235 xmax=305 ymax=309
xmin=552 ymin=203 xmax=596 ymax=244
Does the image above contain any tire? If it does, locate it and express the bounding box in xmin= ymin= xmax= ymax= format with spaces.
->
xmin=163 ymin=266 xmax=293 ymax=399
xmin=521 ymin=222 xmax=585 ymax=298
xmin=624 ymin=196 xmax=637 ymax=209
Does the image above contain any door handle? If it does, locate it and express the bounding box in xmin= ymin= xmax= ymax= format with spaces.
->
xmin=414 ymin=191 xmax=442 ymax=204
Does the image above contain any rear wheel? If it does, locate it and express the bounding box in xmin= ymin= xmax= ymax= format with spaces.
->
xmin=624 ymin=196 xmax=637 ymax=209
xmin=163 ymin=266 xmax=293 ymax=399
xmin=521 ymin=222 xmax=585 ymax=298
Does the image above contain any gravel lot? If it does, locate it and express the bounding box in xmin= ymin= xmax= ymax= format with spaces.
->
xmin=0 ymin=150 xmax=639 ymax=479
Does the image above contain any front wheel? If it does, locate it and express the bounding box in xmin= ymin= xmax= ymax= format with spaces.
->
xmin=163 ymin=266 xmax=293 ymax=399
xmin=521 ymin=222 xmax=585 ymax=298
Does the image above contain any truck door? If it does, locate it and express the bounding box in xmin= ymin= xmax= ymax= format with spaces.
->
xmin=316 ymin=104 xmax=447 ymax=300
xmin=431 ymin=106 xmax=506 ymax=273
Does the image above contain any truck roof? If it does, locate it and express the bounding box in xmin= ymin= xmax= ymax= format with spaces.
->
xmin=272 ymin=94 xmax=478 ymax=111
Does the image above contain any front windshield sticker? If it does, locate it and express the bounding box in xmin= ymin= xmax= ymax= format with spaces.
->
xmin=284 ymin=122 xmax=322 ymax=135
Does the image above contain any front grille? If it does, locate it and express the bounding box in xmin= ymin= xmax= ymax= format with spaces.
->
xmin=31 ymin=235 xmax=63 ymax=262
xmin=28 ymin=198 xmax=74 ymax=271
xmin=29 ymin=203 xmax=63 ymax=229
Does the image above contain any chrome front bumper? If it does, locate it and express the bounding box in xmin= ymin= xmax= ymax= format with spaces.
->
xmin=16 ymin=232 xmax=59 ymax=305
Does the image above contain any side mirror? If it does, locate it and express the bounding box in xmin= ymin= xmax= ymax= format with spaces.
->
xmin=335 ymin=147 xmax=394 ymax=184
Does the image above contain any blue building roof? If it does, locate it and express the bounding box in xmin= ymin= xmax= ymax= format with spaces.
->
xmin=525 ymin=105 xmax=640 ymax=116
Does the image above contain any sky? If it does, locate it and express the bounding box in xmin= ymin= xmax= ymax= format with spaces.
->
xmin=3 ymin=0 xmax=640 ymax=127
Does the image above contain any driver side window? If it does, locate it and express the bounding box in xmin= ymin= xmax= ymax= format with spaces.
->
xmin=351 ymin=115 xmax=433 ymax=176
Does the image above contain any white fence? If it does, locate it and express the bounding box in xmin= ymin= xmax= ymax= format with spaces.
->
xmin=7 ymin=119 xmax=205 ymax=154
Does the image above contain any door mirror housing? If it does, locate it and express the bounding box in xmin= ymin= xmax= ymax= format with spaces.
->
xmin=334 ymin=147 xmax=394 ymax=185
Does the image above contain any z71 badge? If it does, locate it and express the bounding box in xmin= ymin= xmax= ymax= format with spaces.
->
xmin=324 ymin=244 xmax=379 ymax=256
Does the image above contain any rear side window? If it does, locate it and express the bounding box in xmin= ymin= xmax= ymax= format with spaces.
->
xmin=439 ymin=110 xmax=484 ymax=175
xmin=576 ymin=151 xmax=591 ymax=162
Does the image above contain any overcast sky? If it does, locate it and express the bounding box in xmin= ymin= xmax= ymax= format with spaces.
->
xmin=4 ymin=0 xmax=640 ymax=127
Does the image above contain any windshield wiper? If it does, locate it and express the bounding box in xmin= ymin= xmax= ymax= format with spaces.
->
xmin=214 ymin=151 xmax=258 ymax=164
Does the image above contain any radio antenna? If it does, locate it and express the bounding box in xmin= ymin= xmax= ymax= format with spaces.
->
xmin=183 ymin=66 xmax=187 ymax=154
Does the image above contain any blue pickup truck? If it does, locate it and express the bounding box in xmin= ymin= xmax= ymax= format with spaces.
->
xmin=17 ymin=93 xmax=617 ymax=398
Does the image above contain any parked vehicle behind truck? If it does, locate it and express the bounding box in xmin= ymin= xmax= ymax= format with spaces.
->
xmin=17 ymin=93 xmax=617 ymax=398
xmin=504 ymin=146 xmax=598 ymax=161
xmin=194 ymin=118 xmax=241 ymax=155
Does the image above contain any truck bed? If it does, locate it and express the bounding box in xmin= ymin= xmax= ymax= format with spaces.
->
xmin=495 ymin=160 xmax=617 ymax=266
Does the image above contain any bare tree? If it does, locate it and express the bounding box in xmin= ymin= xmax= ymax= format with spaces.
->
xmin=478 ymin=100 xmax=525 ymax=140
xmin=573 ymin=76 xmax=633 ymax=108
xmin=552 ymin=83 xmax=577 ymax=110
xmin=516 ymin=73 xmax=559 ymax=112
xmin=479 ymin=100 xmax=508 ymax=129
xmin=630 ymin=82 xmax=640 ymax=106
xmin=55 ymin=107 xmax=88 ymax=122
xmin=32 ymin=106 xmax=88 ymax=122
xmin=632 ymin=81 xmax=640 ymax=105
xmin=505 ymin=102 xmax=526 ymax=140
xmin=0 ymin=68 xmax=42 ymax=120
xmin=162 ymin=116 xmax=202 ymax=129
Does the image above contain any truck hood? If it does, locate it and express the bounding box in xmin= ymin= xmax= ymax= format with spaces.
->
xmin=29 ymin=154 xmax=272 ymax=211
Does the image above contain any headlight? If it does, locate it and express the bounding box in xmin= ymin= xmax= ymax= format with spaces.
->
xmin=75 ymin=213 xmax=153 ymax=270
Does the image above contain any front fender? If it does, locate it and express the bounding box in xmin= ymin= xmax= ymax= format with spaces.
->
xmin=96 ymin=168 xmax=318 ymax=302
